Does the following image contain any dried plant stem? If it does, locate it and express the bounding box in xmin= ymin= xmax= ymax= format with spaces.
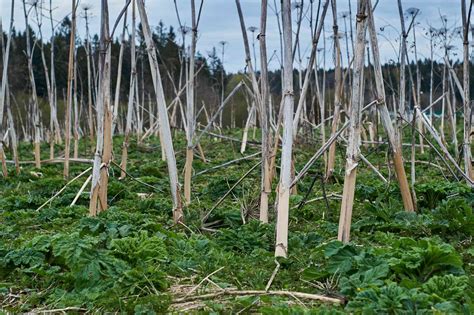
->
xmin=173 ymin=289 xmax=344 ymax=305
xmin=37 ymin=167 xmax=92 ymax=212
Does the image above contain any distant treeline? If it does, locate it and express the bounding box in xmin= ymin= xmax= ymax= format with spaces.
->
xmin=1 ymin=17 xmax=471 ymax=130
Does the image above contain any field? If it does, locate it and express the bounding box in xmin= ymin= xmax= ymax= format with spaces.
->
xmin=0 ymin=131 xmax=472 ymax=313
xmin=2 ymin=0 xmax=474 ymax=313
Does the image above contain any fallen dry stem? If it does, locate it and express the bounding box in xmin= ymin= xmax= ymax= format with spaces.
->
xmin=173 ymin=289 xmax=344 ymax=304
xmin=185 ymin=266 xmax=225 ymax=297
xmin=36 ymin=167 xmax=92 ymax=212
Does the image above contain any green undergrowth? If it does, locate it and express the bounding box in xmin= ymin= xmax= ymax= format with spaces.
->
xmin=0 ymin=131 xmax=473 ymax=313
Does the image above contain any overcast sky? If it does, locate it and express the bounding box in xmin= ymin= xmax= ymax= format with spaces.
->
xmin=0 ymin=0 xmax=464 ymax=72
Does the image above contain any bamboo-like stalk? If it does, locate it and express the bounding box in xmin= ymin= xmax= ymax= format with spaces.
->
xmin=173 ymin=289 xmax=343 ymax=305
xmin=410 ymin=106 xmax=418 ymax=210
xmin=271 ymin=0 xmax=284 ymax=82
xmin=148 ymin=95 xmax=154 ymax=131
xmin=15 ymin=94 xmax=27 ymax=141
xmin=429 ymin=28 xmax=435 ymax=124
xmin=397 ymin=0 xmax=407 ymax=122
xmin=184 ymin=0 xmax=200 ymax=204
xmin=268 ymin=100 xmax=284 ymax=189
xmin=293 ymin=3 xmax=306 ymax=132
xmin=83 ymin=6 xmax=95 ymax=145
xmin=7 ymin=95 xmax=20 ymax=174
xmin=235 ymin=0 xmax=263 ymax=109
xmin=292 ymin=0 xmax=330 ymax=135
xmin=236 ymin=0 xmax=275 ymax=220
xmin=49 ymin=0 xmax=61 ymax=146
xmin=342 ymin=10 xmax=352 ymax=91
xmin=235 ymin=0 xmax=263 ymax=123
xmin=135 ymin=76 xmax=143 ymax=139
xmin=137 ymin=0 xmax=183 ymax=223
xmin=138 ymin=44 xmax=146 ymax=139
xmin=240 ymin=102 xmax=255 ymax=154
xmin=180 ymin=57 xmax=189 ymax=133
xmin=411 ymin=20 xmax=424 ymax=154
xmin=367 ymin=0 xmax=415 ymax=212
xmin=33 ymin=2 xmax=56 ymax=159
xmin=73 ymin=50 xmax=79 ymax=159
xmin=306 ymin=0 xmax=317 ymax=126
xmin=326 ymin=0 xmax=343 ymax=179
xmin=259 ymin=0 xmax=272 ymax=223
xmin=112 ymin=4 xmax=128 ymax=135
xmin=365 ymin=45 xmax=375 ymax=149
xmin=64 ymin=0 xmax=76 ymax=178
xmin=0 ymin=19 xmax=6 ymax=177
xmin=120 ymin=0 xmax=137 ymax=179
xmin=337 ymin=0 xmax=368 ymax=243
xmin=446 ymin=69 xmax=458 ymax=157
xmin=315 ymin=26 xmax=327 ymax=165
xmin=275 ymin=0 xmax=294 ymax=258
xmin=22 ymin=0 xmax=41 ymax=169
xmin=218 ymin=42 xmax=227 ymax=128
xmin=441 ymin=62 xmax=447 ymax=143
xmin=461 ymin=0 xmax=474 ymax=181
xmin=89 ymin=0 xmax=112 ymax=216
xmin=0 ymin=1 xmax=14 ymax=176
xmin=322 ymin=24 xmax=327 ymax=135
xmin=439 ymin=53 xmax=456 ymax=151
xmin=315 ymin=58 xmax=325 ymax=135
xmin=71 ymin=175 xmax=92 ymax=207
xmin=445 ymin=57 xmax=465 ymax=103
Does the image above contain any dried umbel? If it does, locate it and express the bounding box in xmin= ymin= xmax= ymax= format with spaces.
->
xmin=180 ymin=25 xmax=192 ymax=36
xmin=27 ymin=0 xmax=40 ymax=7
xmin=340 ymin=11 xmax=350 ymax=19
xmin=405 ymin=7 xmax=420 ymax=16
xmin=247 ymin=26 xmax=258 ymax=34
xmin=291 ymin=1 xmax=303 ymax=10
xmin=330 ymin=32 xmax=345 ymax=40
xmin=82 ymin=3 xmax=92 ymax=11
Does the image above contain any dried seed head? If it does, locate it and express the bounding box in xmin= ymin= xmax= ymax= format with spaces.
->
xmin=82 ymin=4 xmax=92 ymax=12
xmin=454 ymin=26 xmax=463 ymax=36
xmin=340 ymin=11 xmax=350 ymax=19
xmin=27 ymin=0 xmax=40 ymax=7
xmin=247 ymin=26 xmax=258 ymax=33
xmin=180 ymin=26 xmax=192 ymax=35
xmin=291 ymin=1 xmax=303 ymax=10
xmin=405 ymin=7 xmax=420 ymax=17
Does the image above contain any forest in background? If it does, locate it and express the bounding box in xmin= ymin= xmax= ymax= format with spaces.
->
xmin=2 ymin=16 xmax=472 ymax=136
